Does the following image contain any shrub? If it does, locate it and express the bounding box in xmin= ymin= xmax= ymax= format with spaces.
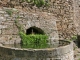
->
xmin=71 ymin=35 xmax=77 ymax=41
xmin=26 ymin=0 xmax=48 ymax=7
xmin=19 ymin=32 xmax=48 ymax=48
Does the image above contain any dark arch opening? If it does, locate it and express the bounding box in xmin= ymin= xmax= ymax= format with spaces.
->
xmin=26 ymin=26 xmax=45 ymax=35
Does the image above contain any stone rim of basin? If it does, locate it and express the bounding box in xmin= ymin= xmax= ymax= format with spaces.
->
xmin=0 ymin=40 xmax=72 ymax=50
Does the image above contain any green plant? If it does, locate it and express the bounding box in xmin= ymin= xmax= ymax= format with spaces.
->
xmin=14 ymin=19 xmax=25 ymax=33
xmin=19 ymin=32 xmax=48 ymax=48
xmin=26 ymin=0 xmax=31 ymax=2
xmin=78 ymin=58 xmax=80 ymax=60
xmin=21 ymin=0 xmax=25 ymax=2
xmin=6 ymin=9 xmax=13 ymax=16
xmin=35 ymin=0 xmax=45 ymax=7
xmin=71 ymin=35 xmax=77 ymax=41
xmin=26 ymin=0 xmax=48 ymax=7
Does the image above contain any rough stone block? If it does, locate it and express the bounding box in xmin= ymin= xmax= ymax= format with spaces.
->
xmin=0 ymin=11 xmax=5 ymax=13
xmin=0 ymin=25 xmax=7 ymax=29
xmin=0 ymin=17 xmax=6 ymax=21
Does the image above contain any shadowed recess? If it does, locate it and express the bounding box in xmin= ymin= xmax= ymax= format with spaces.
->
xmin=26 ymin=26 xmax=45 ymax=35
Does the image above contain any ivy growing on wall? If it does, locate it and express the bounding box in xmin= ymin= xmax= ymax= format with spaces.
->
xmin=21 ymin=0 xmax=49 ymax=7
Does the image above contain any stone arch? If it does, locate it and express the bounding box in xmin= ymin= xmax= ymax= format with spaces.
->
xmin=26 ymin=26 xmax=45 ymax=35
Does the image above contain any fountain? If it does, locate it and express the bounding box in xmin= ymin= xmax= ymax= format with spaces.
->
xmin=0 ymin=40 xmax=74 ymax=60
xmin=0 ymin=8 xmax=74 ymax=60
xmin=0 ymin=26 xmax=74 ymax=60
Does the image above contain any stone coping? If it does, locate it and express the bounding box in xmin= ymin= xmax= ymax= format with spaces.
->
xmin=0 ymin=40 xmax=74 ymax=60
xmin=0 ymin=40 xmax=73 ymax=51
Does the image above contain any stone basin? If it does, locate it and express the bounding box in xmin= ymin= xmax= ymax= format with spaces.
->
xmin=0 ymin=40 xmax=74 ymax=60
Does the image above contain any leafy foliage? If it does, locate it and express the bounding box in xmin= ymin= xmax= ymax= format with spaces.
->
xmin=14 ymin=19 xmax=25 ymax=33
xmin=19 ymin=32 xmax=48 ymax=48
xmin=71 ymin=35 xmax=77 ymax=41
xmin=22 ymin=0 xmax=49 ymax=7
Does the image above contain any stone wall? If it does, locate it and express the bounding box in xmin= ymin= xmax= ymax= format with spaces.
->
xmin=0 ymin=0 xmax=77 ymax=39
xmin=0 ymin=40 xmax=74 ymax=60
xmin=73 ymin=0 xmax=80 ymax=35
xmin=0 ymin=7 xmax=59 ymax=44
xmin=47 ymin=0 xmax=76 ymax=39
xmin=0 ymin=0 xmax=78 ymax=43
